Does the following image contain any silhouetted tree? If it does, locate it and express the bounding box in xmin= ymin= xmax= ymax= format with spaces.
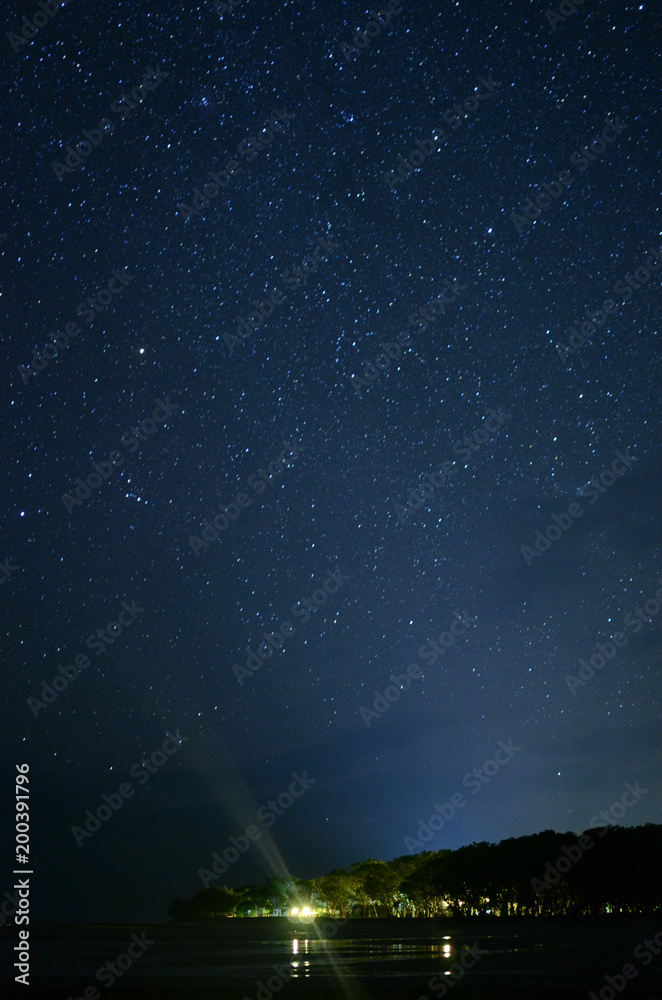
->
xmin=169 ymin=824 xmax=662 ymax=920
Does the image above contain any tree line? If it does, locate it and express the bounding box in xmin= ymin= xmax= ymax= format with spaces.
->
xmin=169 ymin=823 xmax=662 ymax=920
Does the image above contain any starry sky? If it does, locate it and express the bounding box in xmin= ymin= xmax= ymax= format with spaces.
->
xmin=1 ymin=0 xmax=661 ymax=924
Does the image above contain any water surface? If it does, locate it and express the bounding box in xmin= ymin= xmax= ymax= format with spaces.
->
xmin=4 ymin=918 xmax=662 ymax=999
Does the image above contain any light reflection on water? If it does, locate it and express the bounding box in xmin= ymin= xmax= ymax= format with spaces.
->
xmin=26 ymin=934 xmax=476 ymax=982
xmin=20 ymin=923 xmax=646 ymax=991
xmin=278 ymin=935 xmax=469 ymax=979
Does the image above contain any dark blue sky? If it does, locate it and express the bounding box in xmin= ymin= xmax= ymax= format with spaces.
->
xmin=1 ymin=0 xmax=660 ymax=923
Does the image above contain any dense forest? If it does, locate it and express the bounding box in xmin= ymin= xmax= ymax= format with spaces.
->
xmin=170 ymin=823 xmax=662 ymax=920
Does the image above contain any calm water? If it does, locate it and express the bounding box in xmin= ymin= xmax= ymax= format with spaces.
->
xmin=3 ymin=918 xmax=662 ymax=999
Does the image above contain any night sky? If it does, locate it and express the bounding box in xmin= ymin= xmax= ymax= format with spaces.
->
xmin=1 ymin=0 xmax=661 ymax=924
